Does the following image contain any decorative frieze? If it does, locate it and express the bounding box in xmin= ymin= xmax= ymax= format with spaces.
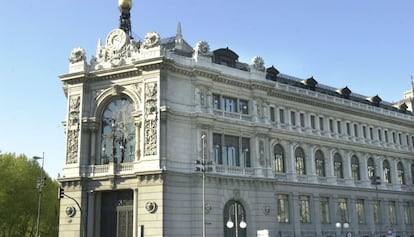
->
xmin=144 ymin=82 xmax=158 ymax=156
xmin=66 ymin=95 xmax=81 ymax=164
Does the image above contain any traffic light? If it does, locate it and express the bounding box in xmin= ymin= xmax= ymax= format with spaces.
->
xmin=58 ymin=187 xmax=65 ymax=199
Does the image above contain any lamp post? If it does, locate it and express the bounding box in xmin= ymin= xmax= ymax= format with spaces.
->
xmin=226 ymin=201 xmax=247 ymax=237
xmin=33 ymin=153 xmax=45 ymax=237
xmin=195 ymin=134 xmax=212 ymax=237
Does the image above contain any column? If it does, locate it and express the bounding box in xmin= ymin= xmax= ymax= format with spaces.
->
xmin=313 ymin=195 xmax=322 ymax=237
xmin=87 ymin=192 xmax=95 ymax=237
xmin=292 ymin=193 xmax=301 ymax=237
xmin=306 ymin=145 xmax=317 ymax=182
xmin=133 ymin=188 xmax=139 ymax=237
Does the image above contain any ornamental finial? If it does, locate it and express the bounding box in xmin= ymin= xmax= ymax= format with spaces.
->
xmin=118 ymin=0 xmax=133 ymax=38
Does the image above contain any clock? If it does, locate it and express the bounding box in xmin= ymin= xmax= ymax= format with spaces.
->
xmin=106 ymin=29 xmax=128 ymax=51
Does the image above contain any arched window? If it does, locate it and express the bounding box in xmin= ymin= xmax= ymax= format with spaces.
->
xmin=295 ymin=147 xmax=306 ymax=175
xmin=273 ymin=144 xmax=285 ymax=173
xmin=351 ymin=155 xmax=360 ymax=180
xmin=367 ymin=158 xmax=375 ymax=179
xmin=315 ymin=150 xmax=325 ymax=177
xmin=397 ymin=162 xmax=405 ymax=185
xmin=383 ymin=160 xmax=391 ymax=183
xmin=334 ymin=153 xmax=343 ymax=178
xmin=100 ymin=97 xmax=135 ymax=164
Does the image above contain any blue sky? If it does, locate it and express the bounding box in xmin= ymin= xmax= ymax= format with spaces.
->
xmin=0 ymin=0 xmax=413 ymax=178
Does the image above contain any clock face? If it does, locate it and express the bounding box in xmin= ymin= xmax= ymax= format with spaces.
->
xmin=101 ymin=97 xmax=135 ymax=164
xmin=106 ymin=29 xmax=128 ymax=51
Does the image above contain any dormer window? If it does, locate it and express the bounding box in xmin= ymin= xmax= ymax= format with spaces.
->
xmin=213 ymin=47 xmax=239 ymax=68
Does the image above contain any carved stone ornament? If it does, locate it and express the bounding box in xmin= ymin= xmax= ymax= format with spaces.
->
xmin=145 ymin=201 xmax=158 ymax=213
xmin=66 ymin=206 xmax=76 ymax=217
xmin=142 ymin=32 xmax=160 ymax=49
xmin=195 ymin=41 xmax=211 ymax=55
xmin=251 ymin=56 xmax=265 ymax=71
xmin=262 ymin=205 xmax=271 ymax=216
xmin=69 ymin=47 xmax=86 ymax=64
xmin=144 ymin=82 xmax=158 ymax=156
xmin=66 ymin=95 xmax=80 ymax=164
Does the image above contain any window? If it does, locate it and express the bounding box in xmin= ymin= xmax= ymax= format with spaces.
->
xmin=398 ymin=133 xmax=402 ymax=145
xmin=320 ymin=197 xmax=330 ymax=224
xmin=311 ymin=116 xmax=316 ymax=129
xmin=338 ymin=198 xmax=348 ymax=223
xmin=213 ymin=133 xmax=222 ymax=164
xmin=278 ymin=194 xmax=289 ymax=223
xmin=337 ymin=121 xmax=342 ymax=134
xmin=273 ymin=144 xmax=285 ymax=173
xmin=270 ymin=107 xmax=275 ymax=122
xmin=329 ymin=119 xmax=334 ymax=133
xmin=383 ymin=160 xmax=391 ymax=183
xmin=384 ymin=130 xmax=389 ymax=143
xmin=224 ymin=135 xmax=239 ymax=166
xmin=356 ymin=199 xmax=365 ymax=224
xmin=295 ymin=147 xmax=306 ymax=175
xmin=279 ymin=109 xmax=285 ymax=124
xmin=319 ymin=117 xmax=324 ymax=131
xmin=403 ymin=202 xmax=411 ymax=225
xmin=223 ymin=96 xmax=237 ymax=113
xmin=373 ymin=200 xmax=381 ymax=224
xmin=315 ymin=150 xmax=325 ymax=177
xmin=290 ymin=111 xmax=296 ymax=126
xmin=362 ymin=126 xmax=367 ymax=138
xmin=299 ymin=195 xmax=311 ymax=223
xmin=239 ymin=99 xmax=248 ymax=114
xmin=214 ymin=133 xmax=250 ymax=167
xmin=346 ymin=122 xmax=351 ymax=136
xmin=412 ymin=163 xmax=414 ymax=185
xmin=213 ymin=94 xmax=221 ymax=109
xmin=367 ymin=158 xmax=375 ymax=180
xmin=353 ymin=124 xmax=358 ymax=137
xmin=369 ymin=127 xmax=373 ymax=140
xmin=397 ymin=162 xmax=405 ymax=185
xmin=378 ymin=129 xmax=382 ymax=141
xmin=334 ymin=153 xmax=343 ymax=178
xmin=300 ymin=113 xmax=305 ymax=127
xmin=388 ymin=201 xmax=396 ymax=225
xmin=351 ymin=156 xmax=360 ymax=181
xmin=100 ymin=97 xmax=136 ymax=164
xmin=392 ymin=132 xmax=396 ymax=143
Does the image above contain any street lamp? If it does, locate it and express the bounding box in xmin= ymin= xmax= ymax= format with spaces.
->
xmin=335 ymin=222 xmax=350 ymax=237
xmin=226 ymin=201 xmax=247 ymax=237
xmin=33 ymin=153 xmax=45 ymax=237
xmin=195 ymin=134 xmax=213 ymax=237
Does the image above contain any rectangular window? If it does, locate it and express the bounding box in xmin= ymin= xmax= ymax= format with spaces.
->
xmin=378 ymin=129 xmax=382 ymax=141
xmin=392 ymin=132 xmax=396 ymax=143
xmin=362 ymin=126 xmax=367 ymax=138
xmin=290 ymin=111 xmax=296 ymax=126
xmin=403 ymin=202 xmax=411 ymax=225
xmin=356 ymin=199 xmax=365 ymax=224
xmin=385 ymin=130 xmax=389 ymax=143
xmin=369 ymin=127 xmax=373 ymax=140
xmin=213 ymin=94 xmax=221 ymax=109
xmin=373 ymin=200 xmax=381 ymax=224
xmin=388 ymin=201 xmax=396 ymax=225
xmin=299 ymin=195 xmax=311 ymax=223
xmin=224 ymin=135 xmax=239 ymax=166
xmin=354 ymin=124 xmax=358 ymax=137
xmin=346 ymin=123 xmax=351 ymax=136
xmin=320 ymin=197 xmax=330 ymax=224
xmin=278 ymin=194 xmax=289 ymax=223
xmin=311 ymin=115 xmax=316 ymax=129
xmin=239 ymin=99 xmax=248 ymax=114
xmin=270 ymin=107 xmax=275 ymax=122
xmin=398 ymin=133 xmax=402 ymax=145
xmin=406 ymin=135 xmax=410 ymax=146
xmin=242 ymin=138 xmax=250 ymax=167
xmin=319 ymin=117 xmax=324 ymax=131
xmin=337 ymin=121 xmax=342 ymax=134
xmin=300 ymin=113 xmax=305 ymax=127
xmin=279 ymin=109 xmax=285 ymax=124
xmin=329 ymin=119 xmax=334 ymax=133
xmin=338 ymin=198 xmax=348 ymax=223
xmin=213 ymin=133 xmax=222 ymax=164
xmin=223 ymin=96 xmax=237 ymax=113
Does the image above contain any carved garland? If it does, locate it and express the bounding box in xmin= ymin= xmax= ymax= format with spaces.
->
xmin=144 ymin=82 xmax=158 ymax=156
xmin=66 ymin=95 xmax=80 ymax=164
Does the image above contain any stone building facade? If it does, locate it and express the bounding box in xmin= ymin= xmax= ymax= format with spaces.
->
xmin=57 ymin=3 xmax=414 ymax=237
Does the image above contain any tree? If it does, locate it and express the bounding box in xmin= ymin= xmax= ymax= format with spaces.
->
xmin=0 ymin=153 xmax=59 ymax=237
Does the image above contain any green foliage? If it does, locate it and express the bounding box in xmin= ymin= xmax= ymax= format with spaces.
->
xmin=0 ymin=153 xmax=59 ymax=237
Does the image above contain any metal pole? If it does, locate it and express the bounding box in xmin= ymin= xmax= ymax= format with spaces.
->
xmin=202 ymin=134 xmax=206 ymax=237
xmin=234 ymin=203 xmax=238 ymax=237
xmin=35 ymin=152 xmax=45 ymax=237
